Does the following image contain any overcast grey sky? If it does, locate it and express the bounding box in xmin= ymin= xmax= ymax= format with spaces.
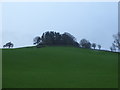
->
xmin=1 ymin=2 xmax=118 ymax=50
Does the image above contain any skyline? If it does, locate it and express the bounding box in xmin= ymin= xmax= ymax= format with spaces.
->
xmin=1 ymin=2 xmax=118 ymax=50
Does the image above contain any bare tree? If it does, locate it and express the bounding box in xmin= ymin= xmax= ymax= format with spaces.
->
xmin=110 ymin=44 xmax=116 ymax=52
xmin=113 ymin=32 xmax=120 ymax=52
xmin=112 ymin=43 xmax=116 ymax=52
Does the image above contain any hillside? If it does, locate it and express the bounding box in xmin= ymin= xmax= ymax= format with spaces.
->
xmin=2 ymin=46 xmax=118 ymax=88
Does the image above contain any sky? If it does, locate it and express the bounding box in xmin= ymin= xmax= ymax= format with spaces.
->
xmin=0 ymin=2 xmax=118 ymax=50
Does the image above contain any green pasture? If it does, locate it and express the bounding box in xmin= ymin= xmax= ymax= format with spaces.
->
xmin=2 ymin=46 xmax=118 ymax=88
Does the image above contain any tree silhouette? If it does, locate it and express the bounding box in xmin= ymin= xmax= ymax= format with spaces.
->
xmin=98 ymin=45 xmax=101 ymax=50
xmin=79 ymin=39 xmax=91 ymax=49
xmin=113 ymin=32 xmax=120 ymax=52
xmin=33 ymin=36 xmax=41 ymax=45
xmin=3 ymin=42 xmax=14 ymax=48
xmin=110 ymin=44 xmax=116 ymax=52
xmin=61 ymin=32 xmax=76 ymax=46
xmin=92 ymin=43 xmax=96 ymax=49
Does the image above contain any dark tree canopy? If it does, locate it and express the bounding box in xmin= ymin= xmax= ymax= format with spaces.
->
xmin=40 ymin=31 xmax=79 ymax=47
xmin=41 ymin=31 xmax=61 ymax=45
xmin=61 ymin=32 xmax=76 ymax=46
xmin=79 ymin=39 xmax=91 ymax=49
xmin=33 ymin=31 xmax=98 ymax=49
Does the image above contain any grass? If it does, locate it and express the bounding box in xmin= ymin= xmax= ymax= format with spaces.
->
xmin=2 ymin=46 xmax=118 ymax=88
xmin=0 ymin=49 xmax=2 ymax=89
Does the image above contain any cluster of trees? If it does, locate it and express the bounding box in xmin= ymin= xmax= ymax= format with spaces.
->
xmin=33 ymin=31 xmax=102 ymax=50
xmin=33 ymin=31 xmax=79 ymax=47
xmin=79 ymin=39 xmax=101 ymax=50
xmin=3 ymin=31 xmax=119 ymax=52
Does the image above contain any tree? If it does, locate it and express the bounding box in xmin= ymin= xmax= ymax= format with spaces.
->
xmin=79 ymin=39 xmax=91 ymax=49
xmin=110 ymin=44 xmax=116 ymax=52
xmin=3 ymin=42 xmax=14 ymax=48
xmin=92 ymin=43 xmax=96 ymax=49
xmin=61 ymin=32 xmax=76 ymax=46
xmin=113 ymin=32 xmax=120 ymax=51
xmin=98 ymin=45 xmax=101 ymax=50
xmin=33 ymin=36 xmax=41 ymax=45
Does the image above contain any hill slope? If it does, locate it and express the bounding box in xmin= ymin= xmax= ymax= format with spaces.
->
xmin=2 ymin=46 xmax=118 ymax=88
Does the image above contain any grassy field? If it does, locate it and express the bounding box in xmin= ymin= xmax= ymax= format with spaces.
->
xmin=2 ymin=46 xmax=118 ymax=88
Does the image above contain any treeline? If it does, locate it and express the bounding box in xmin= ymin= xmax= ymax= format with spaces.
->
xmin=3 ymin=31 xmax=119 ymax=52
xmin=33 ymin=31 xmax=101 ymax=50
